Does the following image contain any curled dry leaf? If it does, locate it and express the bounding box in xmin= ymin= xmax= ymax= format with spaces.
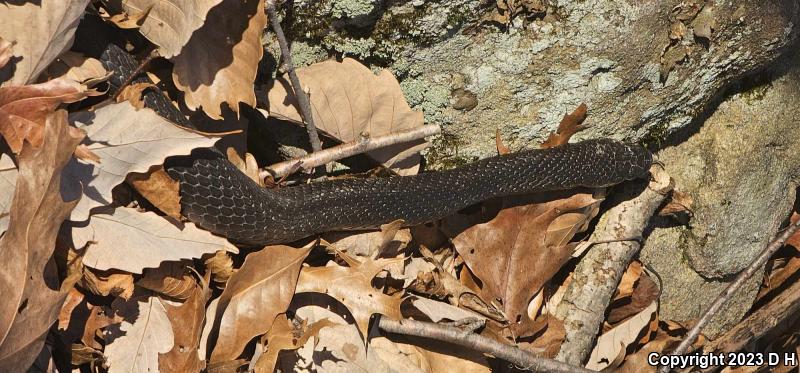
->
xmin=42 ymin=51 xmax=109 ymax=87
xmin=0 ymin=78 xmax=93 ymax=153
xmin=540 ymin=103 xmax=589 ymax=149
xmin=113 ymin=0 xmax=223 ymax=58
xmin=80 ymin=268 xmax=136 ymax=300
xmin=65 ymin=102 xmax=218 ymax=222
xmin=0 ymin=0 xmax=91 ymax=85
xmin=172 ymin=0 xmax=265 ymax=119
xmin=204 ymin=250 xmax=235 ymax=287
xmin=159 ymin=281 xmax=210 ymax=373
xmin=0 ymin=110 xmax=84 ymax=370
xmin=116 ymin=82 xmax=157 ymax=109
xmin=586 ymin=301 xmax=658 ymax=371
xmin=73 ymin=207 xmax=238 ymax=274
xmin=265 ymin=58 xmax=428 ymax=175
xmin=105 ymin=296 xmax=175 ymax=373
xmin=226 ymin=147 xmax=262 ymax=185
xmin=127 ymin=167 xmax=183 ymax=220
xmin=295 ymin=255 xmax=405 ymax=340
xmin=443 ymin=191 xmax=602 ymax=336
xmin=138 ymin=260 xmax=197 ymax=300
xmin=210 ymin=245 xmax=312 ymax=363
xmin=252 ymin=314 xmax=337 ymax=373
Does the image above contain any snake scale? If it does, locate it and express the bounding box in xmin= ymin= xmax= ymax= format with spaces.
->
xmin=81 ymin=23 xmax=653 ymax=246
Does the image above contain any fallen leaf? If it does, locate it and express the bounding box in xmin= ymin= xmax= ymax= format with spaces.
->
xmin=444 ymin=191 xmax=602 ymax=336
xmin=42 ymin=51 xmax=109 ymax=86
xmin=225 ymin=148 xmax=262 ymax=185
xmin=127 ymin=167 xmax=183 ymax=220
xmin=0 ymin=0 xmax=91 ymax=85
xmin=159 ymin=282 xmax=210 ymax=373
xmin=73 ymin=207 xmax=238 ymax=274
xmin=0 ymin=153 xmax=17 ymax=233
xmin=57 ymin=288 xmax=86 ymax=332
xmin=252 ymin=314 xmax=336 ymax=372
xmin=323 ymin=220 xmax=411 ymax=259
xmin=114 ymin=0 xmax=223 ymax=58
xmin=205 ymin=250 xmax=235 ymax=287
xmin=65 ymin=102 xmax=218 ymax=222
xmin=784 ymin=213 xmax=800 ymax=249
xmin=295 ymin=255 xmax=405 ymax=340
xmin=80 ymin=268 xmax=135 ymax=299
xmin=406 ymin=296 xmax=486 ymax=323
xmin=0 ymin=110 xmax=84 ymax=370
xmin=608 ymin=272 xmax=660 ymax=325
xmin=210 ymin=245 xmax=312 ymax=362
xmin=586 ymin=301 xmax=658 ymax=371
xmin=82 ymin=305 xmax=117 ymax=350
xmin=105 ymin=296 xmax=175 ymax=373
xmin=495 ymin=128 xmax=511 ymax=155
xmin=615 ymin=331 xmax=679 ymax=373
xmin=659 ymin=189 xmax=694 ymax=217
xmin=265 ymin=58 xmax=428 ymax=175
xmin=116 ymin=82 xmax=157 ymax=109
xmin=540 ymin=103 xmax=588 ymax=148
xmin=0 ymin=37 xmax=12 ymax=70
xmin=172 ymin=0 xmax=265 ymax=119
xmin=0 ymin=78 xmax=92 ymax=153
xmin=101 ymin=4 xmax=152 ymax=29
xmin=138 ymin=260 xmax=197 ymax=300
xmin=518 ymin=313 xmax=566 ymax=358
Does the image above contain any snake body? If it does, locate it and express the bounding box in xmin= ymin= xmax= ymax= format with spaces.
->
xmin=166 ymin=141 xmax=652 ymax=246
xmin=79 ymin=24 xmax=653 ymax=246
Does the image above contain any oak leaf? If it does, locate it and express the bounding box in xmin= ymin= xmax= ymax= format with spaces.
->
xmin=295 ymin=255 xmax=405 ymax=340
xmin=172 ymin=0 xmax=265 ymax=119
xmin=65 ymin=102 xmax=218 ymax=222
xmin=210 ymin=245 xmax=312 ymax=362
xmin=0 ymin=0 xmax=90 ymax=85
xmin=0 ymin=154 xmax=16 ymax=233
xmin=127 ymin=167 xmax=183 ymax=220
xmin=73 ymin=207 xmax=238 ymax=274
xmin=0 ymin=110 xmax=84 ymax=370
xmin=443 ymin=191 xmax=602 ymax=336
xmin=252 ymin=314 xmax=337 ymax=373
xmin=104 ymin=296 xmax=175 ymax=373
xmin=138 ymin=260 xmax=197 ymax=300
xmin=159 ymin=281 xmax=210 ymax=373
xmin=42 ymin=51 xmax=109 ymax=87
xmin=265 ymin=58 xmax=428 ymax=175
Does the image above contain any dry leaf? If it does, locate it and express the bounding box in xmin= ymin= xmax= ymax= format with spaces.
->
xmin=0 ymin=153 xmax=17 ymax=233
xmin=0 ymin=78 xmax=92 ymax=153
xmin=495 ymin=128 xmax=511 ymax=155
xmin=295 ymin=255 xmax=405 ymax=340
xmin=540 ymin=103 xmax=588 ymax=148
xmin=252 ymin=314 xmax=336 ymax=372
xmin=210 ymin=245 xmax=312 ymax=362
xmin=127 ymin=167 xmax=183 ymax=220
xmin=57 ymin=288 xmax=86 ymax=332
xmin=265 ymin=58 xmax=428 ymax=175
xmin=172 ymin=0 xmax=265 ymax=119
xmin=226 ymin=148 xmax=262 ymax=185
xmin=0 ymin=0 xmax=91 ymax=85
xmin=42 ymin=51 xmax=109 ymax=87
xmin=586 ymin=301 xmax=658 ymax=371
xmin=105 ymin=296 xmax=175 ymax=373
xmin=159 ymin=282 xmax=210 ymax=372
xmin=407 ymin=296 xmax=486 ymax=323
xmin=138 ymin=260 xmax=197 ymax=300
xmin=80 ymin=269 xmax=136 ymax=299
xmin=116 ymin=82 xmax=157 ymax=109
xmin=608 ymin=272 xmax=660 ymax=325
xmin=205 ymin=250 xmax=235 ymax=286
xmin=323 ymin=220 xmax=411 ymax=259
xmin=0 ymin=110 xmax=83 ymax=370
xmin=659 ymin=189 xmax=694 ymax=217
xmin=444 ymin=191 xmax=602 ymax=336
xmin=82 ymin=305 xmax=117 ymax=350
xmin=65 ymin=102 xmax=218 ymax=222
xmin=114 ymin=0 xmax=223 ymax=58
xmin=73 ymin=207 xmax=238 ymax=274
xmin=102 ymin=5 xmax=153 ymax=29
xmin=0 ymin=37 xmax=12 ymax=70
xmin=615 ymin=333 xmax=679 ymax=373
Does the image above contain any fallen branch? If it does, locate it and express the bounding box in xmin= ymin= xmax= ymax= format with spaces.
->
xmin=265 ymin=0 xmax=323 ymax=174
xmin=377 ymin=317 xmax=593 ymax=373
xmin=660 ymin=216 xmax=800 ymax=372
xmin=702 ymin=275 xmax=800 ymax=369
xmin=554 ymin=165 xmax=673 ymax=366
xmin=260 ymin=124 xmax=441 ymax=179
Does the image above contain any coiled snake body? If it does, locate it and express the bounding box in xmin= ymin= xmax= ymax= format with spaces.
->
xmin=81 ymin=28 xmax=653 ymax=247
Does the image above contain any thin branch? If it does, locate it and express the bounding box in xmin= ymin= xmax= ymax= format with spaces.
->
xmin=659 ymin=217 xmax=800 ymax=372
xmin=265 ymin=0 xmax=324 ymax=173
xmin=260 ymin=124 xmax=441 ymax=180
xmin=378 ymin=318 xmax=593 ymax=373
xmin=554 ymin=165 xmax=673 ymax=366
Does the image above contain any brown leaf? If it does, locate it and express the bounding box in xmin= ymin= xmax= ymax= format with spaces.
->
xmin=253 ymin=314 xmax=337 ymax=372
xmin=0 ymin=0 xmax=90 ymax=85
xmin=138 ymin=260 xmax=197 ymax=300
xmin=518 ymin=314 xmax=566 ymax=358
xmin=495 ymin=128 xmax=511 ymax=155
xmin=73 ymin=144 xmax=100 ymax=163
xmin=0 ymin=37 xmax=13 ymax=70
xmin=658 ymin=189 xmax=694 ymax=217
xmin=608 ymin=273 xmax=660 ymax=325
xmin=0 ymin=110 xmax=84 ymax=369
xmin=225 ymin=148 xmax=262 ymax=186
xmin=105 ymin=296 xmax=174 ymax=372
xmin=57 ymin=288 xmax=85 ymax=331
xmin=159 ymin=282 xmax=211 ymax=373
xmin=295 ymin=255 xmax=405 ymax=340
xmin=128 ymin=167 xmax=183 ymax=220
xmin=210 ymin=245 xmax=312 ymax=362
xmin=42 ymin=51 xmax=109 ymax=87
xmin=101 ymin=5 xmax=153 ymax=29
xmin=205 ymin=250 xmax=235 ymax=287
xmin=784 ymin=212 xmax=800 ymax=250
xmin=116 ymin=82 xmax=157 ymax=109
xmin=444 ymin=191 xmax=602 ymax=336
xmin=172 ymin=0 xmax=265 ymax=119
xmin=323 ymin=220 xmax=411 ymax=259
xmin=0 ymin=78 xmax=91 ymax=153
xmin=586 ymin=301 xmax=658 ymax=371
xmin=540 ymin=103 xmax=588 ymax=148
xmin=80 ymin=268 xmax=136 ymax=299
xmin=81 ymin=305 xmax=117 ymax=350
xmin=265 ymin=58 xmax=428 ymax=175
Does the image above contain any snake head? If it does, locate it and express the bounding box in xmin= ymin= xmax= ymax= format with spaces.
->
xmin=619 ymin=143 xmax=653 ymax=181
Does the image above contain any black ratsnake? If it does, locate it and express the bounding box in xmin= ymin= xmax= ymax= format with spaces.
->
xmin=83 ymin=30 xmax=653 ymax=247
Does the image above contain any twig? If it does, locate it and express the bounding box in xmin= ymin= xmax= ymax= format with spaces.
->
xmin=377 ymin=318 xmax=593 ymax=373
xmin=111 ymin=49 xmax=158 ymax=101
xmin=554 ymin=166 xmax=673 ymax=366
xmin=265 ymin=0 xmax=324 ymax=174
xmin=659 ymin=216 xmax=800 ymax=372
xmin=259 ymin=124 xmax=441 ymax=180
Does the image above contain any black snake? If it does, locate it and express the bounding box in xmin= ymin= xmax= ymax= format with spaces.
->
xmin=80 ymin=23 xmax=653 ymax=246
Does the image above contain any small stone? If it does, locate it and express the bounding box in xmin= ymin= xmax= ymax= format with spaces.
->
xmin=451 ymin=88 xmax=478 ymax=111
